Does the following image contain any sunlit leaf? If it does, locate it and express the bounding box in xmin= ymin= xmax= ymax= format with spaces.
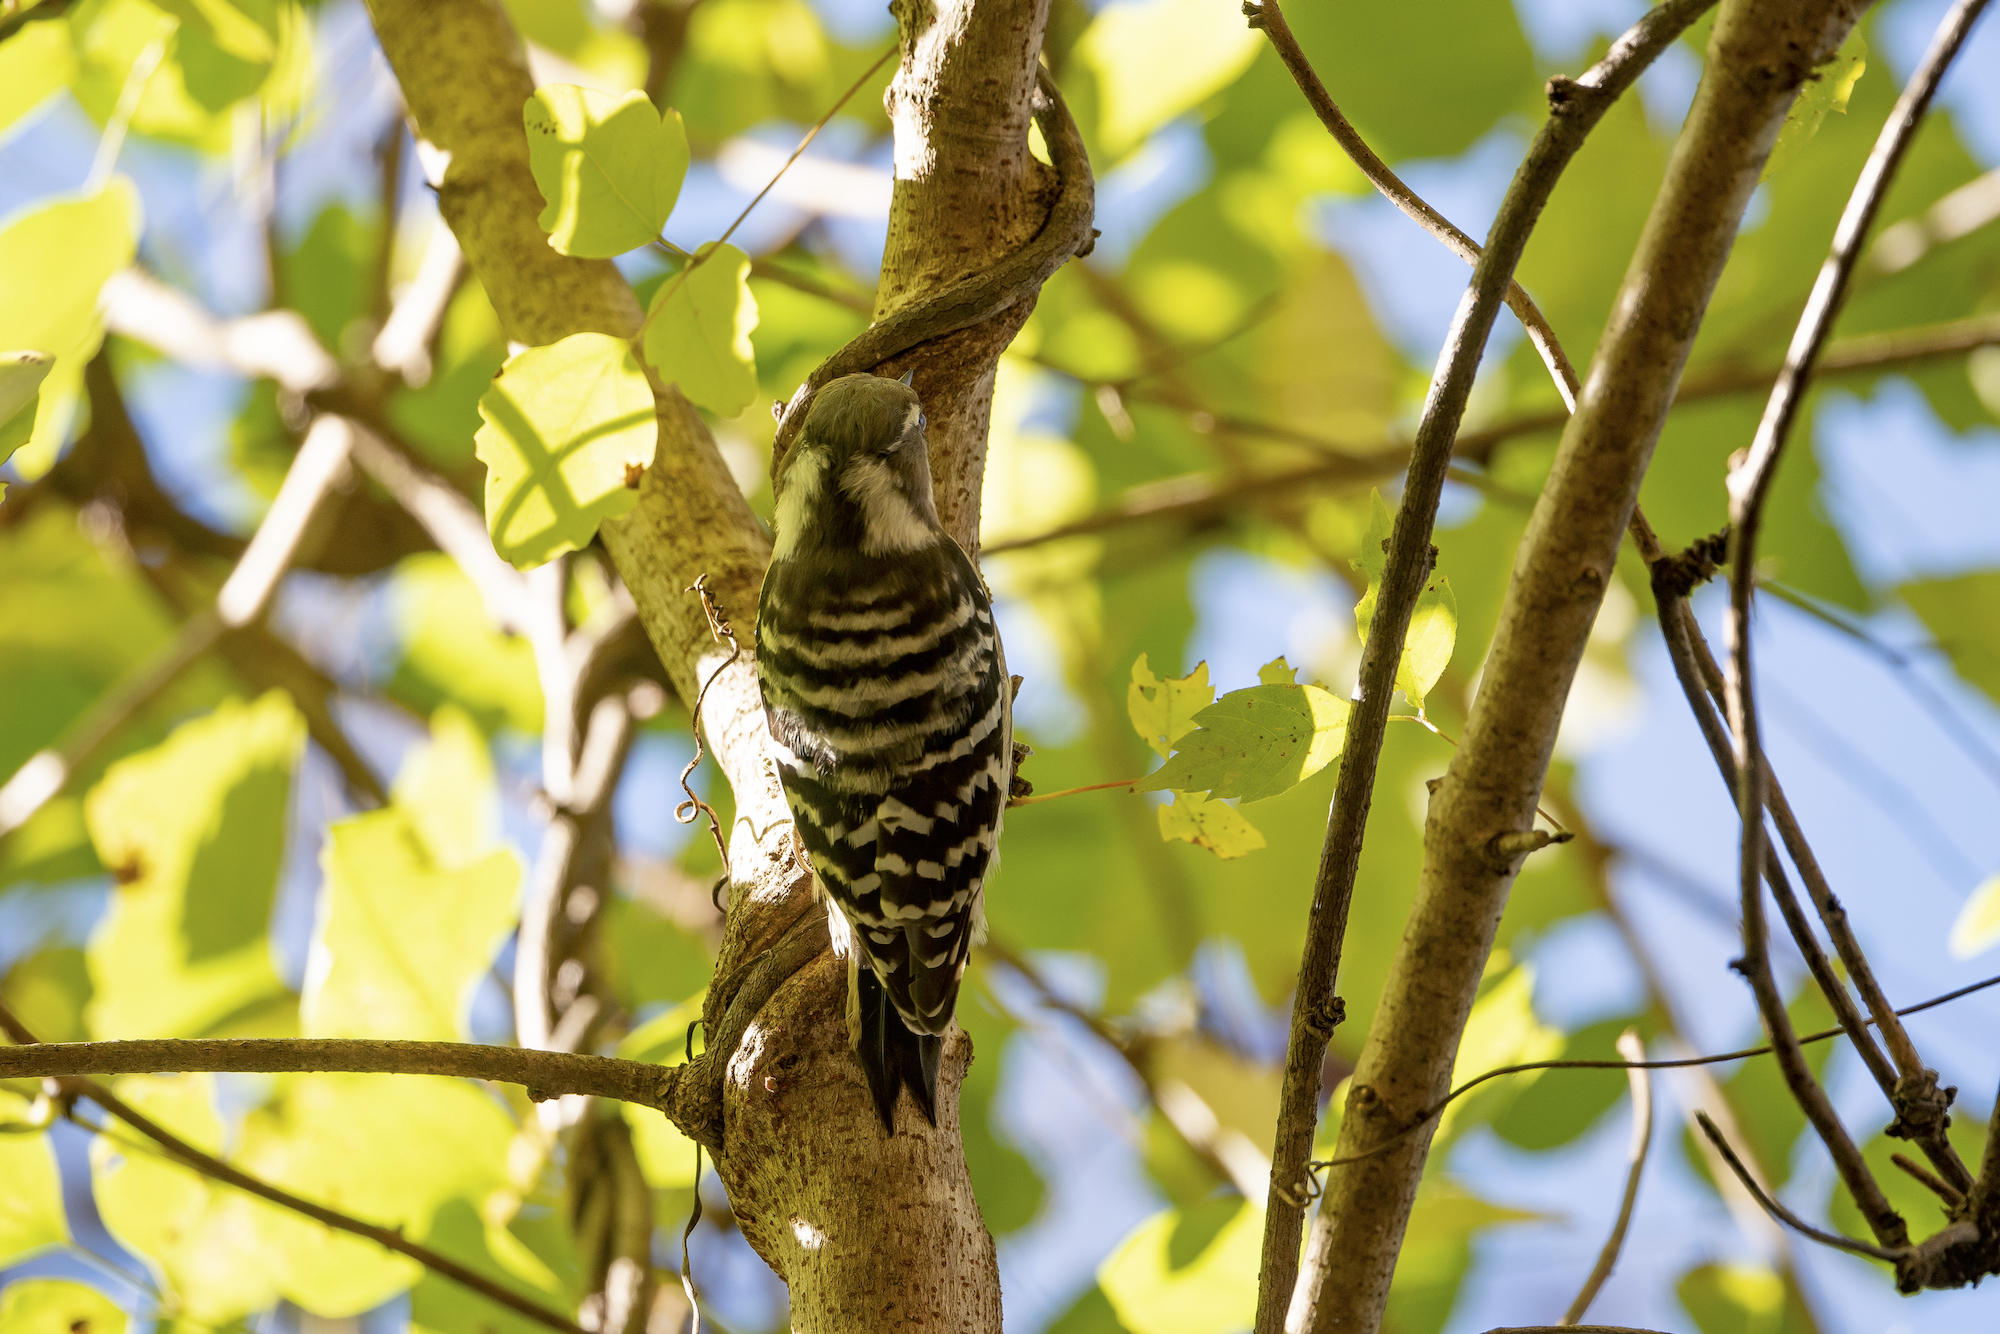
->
xmin=393 ymin=705 xmax=500 ymax=871
xmin=1156 ymin=790 xmax=1266 ymax=860
xmin=0 ymin=1279 xmax=127 ymax=1334
xmin=1128 ymin=654 xmax=1214 ymax=760
xmin=0 ymin=1090 xmax=66 ymax=1265
xmin=1142 ymin=683 xmax=1349 ymax=803
xmin=1397 ymin=574 xmax=1456 ymax=710
xmin=306 ymin=805 xmax=519 ymax=1042
xmin=1950 ymin=872 xmax=2000 ymax=958
xmin=1098 ymin=1196 xmax=1261 ymax=1334
xmin=1351 ymin=490 xmax=1457 ymax=710
xmin=0 ymin=22 xmax=76 ymax=137
xmin=1256 ymin=656 xmax=1295 ymax=686
xmin=84 ymin=692 xmax=301 ymax=1040
xmin=1077 ymin=0 xmax=1262 ymax=158
xmin=1677 ymin=1263 xmax=1816 ymax=1334
xmin=1763 ymin=33 xmax=1865 ymax=182
xmin=475 ymin=332 xmax=658 ymax=569
xmin=388 ymin=554 xmax=544 ymax=733
xmin=524 ymin=84 xmax=688 ymax=257
xmin=91 ymin=1074 xmax=281 ymax=1325
xmin=0 ymin=349 xmax=54 ymax=496
xmin=641 ymin=242 xmax=760 ymax=416
xmin=0 ymin=183 xmax=141 ymax=477
xmin=236 ymin=1073 xmax=517 ymax=1314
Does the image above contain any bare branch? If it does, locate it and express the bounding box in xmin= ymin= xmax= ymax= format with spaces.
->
xmin=1721 ymin=0 xmax=1989 ymax=1234
xmin=1694 ymin=1112 xmax=1908 ymax=1262
xmin=1559 ymin=1031 xmax=1653 ymax=1326
xmin=1258 ymin=3 xmax=1722 ymax=1326
xmin=101 ymin=267 xmax=339 ymax=393
xmin=1246 ymin=0 xmax=1582 ymax=408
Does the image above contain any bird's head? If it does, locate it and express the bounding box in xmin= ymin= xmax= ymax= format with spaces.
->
xmin=773 ymin=372 xmax=941 ymax=559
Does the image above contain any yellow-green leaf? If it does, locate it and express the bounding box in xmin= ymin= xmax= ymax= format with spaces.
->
xmin=305 ymin=807 xmax=520 ymax=1042
xmin=1098 ymin=1196 xmax=1262 ymax=1334
xmin=0 ymin=349 xmax=54 ymax=490
xmin=1950 ymin=871 xmax=2000 ymax=958
xmin=0 ymin=21 xmax=75 ymax=137
xmin=84 ymin=692 xmax=301 ymax=1040
xmin=91 ymin=1074 xmax=280 ymax=1326
xmin=1128 ymin=654 xmax=1214 ymax=760
xmin=0 ymin=183 xmax=141 ymax=478
xmin=1257 ymin=655 xmax=1296 ymax=686
xmin=1076 ymin=0 xmax=1263 ymax=159
xmin=0 ymin=1090 xmax=66 ymax=1265
xmin=1351 ymin=489 xmax=1457 ymax=710
xmin=475 ymin=332 xmax=657 ymax=569
xmin=388 ymin=554 xmax=545 ymax=733
xmin=1763 ymin=33 xmax=1865 ymax=182
xmin=0 ymin=1280 xmax=127 ymax=1334
xmin=393 ymin=705 xmax=500 ymax=870
xmin=641 ymin=242 xmax=760 ymax=416
xmin=1142 ymin=683 xmax=1350 ymax=803
xmin=1397 ymin=573 xmax=1457 ymax=710
xmin=524 ymin=84 xmax=688 ymax=257
xmin=1156 ymin=790 xmax=1266 ymax=860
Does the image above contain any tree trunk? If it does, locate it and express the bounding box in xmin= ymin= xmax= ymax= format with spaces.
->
xmin=361 ymin=0 xmax=1069 ymax=1325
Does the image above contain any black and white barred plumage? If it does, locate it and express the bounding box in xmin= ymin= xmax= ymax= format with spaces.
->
xmin=755 ymin=372 xmax=1009 ymax=1131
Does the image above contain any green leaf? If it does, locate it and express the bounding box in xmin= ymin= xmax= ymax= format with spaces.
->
xmin=1763 ymin=33 xmax=1865 ymax=182
xmin=474 ymin=332 xmax=658 ymax=569
xmin=1397 ymin=573 xmax=1456 ymax=710
xmin=84 ymin=692 xmax=301 ymax=1040
xmin=1256 ymin=655 xmax=1295 ymax=686
xmin=1352 ymin=487 xmax=1395 ymax=638
xmin=306 ymin=806 xmax=519 ymax=1042
xmin=1142 ymin=683 xmax=1349 ymax=802
xmin=237 ymin=1073 xmax=516 ymax=1314
xmin=91 ymin=1074 xmax=281 ymax=1326
xmin=1951 ymin=872 xmax=2000 ymax=958
xmin=0 ymin=183 xmax=141 ymax=478
xmin=1156 ymin=790 xmax=1266 ymax=860
xmin=1351 ymin=489 xmax=1457 ymax=710
xmin=1676 ymin=1263 xmax=1815 ymax=1334
xmin=524 ymin=84 xmax=688 ymax=258
xmin=1076 ymin=0 xmax=1263 ymax=159
xmin=388 ymin=554 xmax=544 ymax=733
xmin=0 ymin=1090 xmax=66 ymax=1265
xmin=392 ymin=705 xmax=500 ymax=870
xmin=1127 ymin=654 xmax=1214 ymax=760
xmin=641 ymin=243 xmax=760 ymax=416
xmin=0 ymin=351 xmax=55 ymax=482
xmin=0 ymin=1280 xmax=127 ymax=1334
xmin=1900 ymin=571 xmax=2000 ymax=707
xmin=0 ymin=20 xmax=74 ymax=138
xmin=1098 ymin=1197 xmax=1261 ymax=1334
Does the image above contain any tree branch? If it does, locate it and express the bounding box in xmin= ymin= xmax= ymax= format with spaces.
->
xmin=1289 ymin=2 xmax=1871 ymax=1329
xmin=1247 ymin=0 xmax=1583 ymax=409
xmin=1559 ymin=1031 xmax=1653 ymax=1327
xmin=1254 ymin=4 xmax=1719 ymax=1327
xmin=1721 ymin=0 xmax=1990 ymax=1233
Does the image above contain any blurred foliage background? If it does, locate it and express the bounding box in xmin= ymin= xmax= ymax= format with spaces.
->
xmin=2 ymin=0 xmax=2000 ymax=1331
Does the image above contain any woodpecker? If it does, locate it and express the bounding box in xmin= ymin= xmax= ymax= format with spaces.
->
xmin=755 ymin=372 xmax=1009 ymax=1131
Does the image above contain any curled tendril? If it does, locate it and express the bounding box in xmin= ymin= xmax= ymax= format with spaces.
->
xmin=676 ymin=575 xmax=742 ymax=883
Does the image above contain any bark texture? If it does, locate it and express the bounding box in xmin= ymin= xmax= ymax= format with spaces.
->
xmin=1293 ymin=2 xmax=1870 ymax=1330
xmin=362 ymin=0 xmax=1065 ymax=1326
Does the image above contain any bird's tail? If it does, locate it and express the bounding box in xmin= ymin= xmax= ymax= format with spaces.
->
xmin=854 ymin=964 xmax=941 ymax=1133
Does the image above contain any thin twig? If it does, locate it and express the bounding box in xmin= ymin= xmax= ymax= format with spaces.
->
xmin=1560 ymin=1030 xmax=1652 ymax=1326
xmin=1693 ymin=1112 xmax=1908 ymax=1262
xmin=1006 ymin=778 xmax=1136 ymax=807
xmin=634 ymin=44 xmax=897 ymax=343
xmin=1723 ymin=0 xmax=1990 ymax=1233
xmin=1250 ymin=3 xmax=1719 ymax=1326
xmin=0 ymin=1005 xmax=590 ymax=1334
xmin=1247 ymin=0 xmax=1581 ymax=409
xmin=988 ymin=307 xmax=2000 ymax=558
xmin=676 ymin=575 xmax=740 ymax=877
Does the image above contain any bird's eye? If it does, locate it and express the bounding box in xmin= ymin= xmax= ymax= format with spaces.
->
xmin=917 ymin=412 xmax=928 ymax=429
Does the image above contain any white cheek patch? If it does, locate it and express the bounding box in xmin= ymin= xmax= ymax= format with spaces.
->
xmin=772 ymin=450 xmax=826 ymax=559
xmin=841 ymin=455 xmax=933 ymax=555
